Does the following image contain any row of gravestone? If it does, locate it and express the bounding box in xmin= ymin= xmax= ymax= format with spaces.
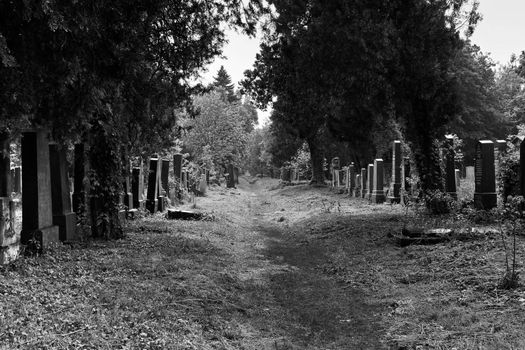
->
xmin=329 ymin=138 xmax=508 ymax=209
xmin=0 ymin=129 xmax=212 ymax=265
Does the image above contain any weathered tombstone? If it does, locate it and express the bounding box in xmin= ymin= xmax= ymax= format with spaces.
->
xmin=49 ymin=144 xmax=77 ymax=241
xmin=157 ymin=159 xmax=166 ymax=212
xmin=173 ymin=154 xmax=183 ymax=198
xmin=146 ymin=157 xmax=160 ymax=214
xmin=234 ymin=167 xmax=240 ymax=185
xmin=348 ymin=163 xmax=356 ymax=195
xmin=198 ymin=174 xmax=207 ymax=195
xmin=20 ymin=130 xmax=59 ymax=250
xmin=387 ymin=141 xmax=402 ymax=203
xmin=0 ymin=133 xmax=20 ymax=264
xmin=132 ymin=166 xmax=144 ymax=209
xmin=227 ymin=164 xmax=235 ymax=188
xmin=367 ymin=164 xmax=374 ymax=200
xmin=182 ymin=171 xmax=188 ymax=190
xmin=13 ymin=167 xmax=21 ymax=193
xmin=360 ymin=168 xmax=367 ymax=198
xmin=444 ymin=135 xmax=457 ymax=199
xmin=474 ymin=140 xmax=497 ymax=210
xmin=354 ymin=174 xmax=361 ymax=197
xmin=371 ymin=159 xmax=385 ymax=204
xmin=455 ymin=169 xmax=461 ymax=189
xmin=161 ymin=159 xmax=170 ymax=199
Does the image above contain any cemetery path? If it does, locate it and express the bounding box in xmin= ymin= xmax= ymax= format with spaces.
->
xmin=196 ymin=177 xmax=387 ymax=349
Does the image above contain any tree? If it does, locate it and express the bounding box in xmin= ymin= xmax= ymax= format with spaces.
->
xmin=213 ymin=66 xmax=237 ymax=103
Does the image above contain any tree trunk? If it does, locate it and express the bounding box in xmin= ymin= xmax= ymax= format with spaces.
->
xmin=307 ymin=138 xmax=325 ymax=185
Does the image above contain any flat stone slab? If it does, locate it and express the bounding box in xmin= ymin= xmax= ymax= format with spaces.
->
xmin=393 ymin=227 xmax=453 ymax=246
xmin=166 ymin=209 xmax=203 ymax=221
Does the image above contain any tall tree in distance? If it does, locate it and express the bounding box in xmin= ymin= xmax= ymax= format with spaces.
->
xmin=213 ymin=66 xmax=238 ymax=103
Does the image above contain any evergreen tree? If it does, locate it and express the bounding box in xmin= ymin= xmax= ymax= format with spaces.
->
xmin=213 ymin=66 xmax=237 ymax=102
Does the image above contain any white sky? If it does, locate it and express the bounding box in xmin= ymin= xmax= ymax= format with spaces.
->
xmin=200 ymin=1 xmax=525 ymax=125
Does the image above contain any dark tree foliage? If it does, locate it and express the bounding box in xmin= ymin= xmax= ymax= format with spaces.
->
xmin=0 ymin=0 xmax=266 ymax=239
xmin=243 ymin=0 xmax=479 ymax=191
xmin=213 ymin=66 xmax=238 ymax=103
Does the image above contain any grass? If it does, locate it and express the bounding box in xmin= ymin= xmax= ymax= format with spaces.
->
xmin=2 ymin=177 xmax=525 ymax=349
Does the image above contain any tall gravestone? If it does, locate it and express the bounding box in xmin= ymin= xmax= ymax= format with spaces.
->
xmin=0 ymin=133 xmax=20 ymax=264
xmin=348 ymin=163 xmax=356 ymax=195
xmin=331 ymin=157 xmax=340 ymax=187
xmin=455 ymin=169 xmax=461 ymax=189
xmin=161 ymin=159 xmax=170 ymax=199
xmin=371 ymin=159 xmax=385 ymax=204
xmin=444 ymin=135 xmax=457 ymax=199
xmin=146 ymin=157 xmax=160 ymax=214
xmin=367 ymin=164 xmax=374 ymax=200
xmin=132 ymin=166 xmax=144 ymax=209
xmin=21 ymin=130 xmax=59 ymax=249
xmin=387 ymin=141 xmax=402 ymax=203
xmin=227 ymin=164 xmax=236 ymax=188
xmin=354 ymin=174 xmax=361 ymax=197
xmin=474 ymin=140 xmax=497 ymax=210
xmin=360 ymin=168 xmax=367 ymax=199
xmin=49 ymin=144 xmax=77 ymax=241
xmin=234 ymin=167 xmax=240 ymax=185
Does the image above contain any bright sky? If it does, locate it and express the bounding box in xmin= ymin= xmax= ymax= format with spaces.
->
xmin=200 ymin=1 xmax=525 ymax=126
xmin=470 ymin=0 xmax=525 ymax=65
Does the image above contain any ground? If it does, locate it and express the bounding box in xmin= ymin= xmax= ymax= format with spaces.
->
xmin=1 ymin=177 xmax=525 ymax=349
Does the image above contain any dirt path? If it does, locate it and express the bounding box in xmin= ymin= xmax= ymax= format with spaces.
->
xmin=195 ymin=177 xmax=387 ymax=349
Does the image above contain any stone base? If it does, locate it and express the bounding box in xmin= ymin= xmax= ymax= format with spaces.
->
xmin=53 ymin=212 xmax=77 ymax=242
xmin=21 ymin=225 xmax=60 ymax=252
xmin=146 ymin=199 xmax=158 ymax=214
xmin=474 ymin=192 xmax=497 ymax=210
xmin=371 ymin=191 xmax=386 ymax=204
xmin=0 ymin=243 xmax=20 ymax=265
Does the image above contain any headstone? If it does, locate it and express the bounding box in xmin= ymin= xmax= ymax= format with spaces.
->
xmin=474 ymin=140 xmax=497 ymax=210
xmin=182 ymin=171 xmax=188 ymax=190
xmin=354 ymin=174 xmax=361 ymax=197
xmin=360 ymin=168 xmax=367 ymax=198
xmin=146 ymin=157 xmax=160 ymax=214
xmin=157 ymin=159 xmax=166 ymax=212
xmin=349 ymin=163 xmax=356 ymax=195
xmin=49 ymin=144 xmax=77 ymax=241
xmin=161 ymin=159 xmax=170 ymax=199
xmin=13 ymin=167 xmax=21 ymax=193
xmin=227 ymin=164 xmax=235 ymax=188
xmin=387 ymin=141 xmax=402 ymax=203
xmin=20 ymin=130 xmax=59 ymax=250
xmin=198 ymin=174 xmax=207 ymax=195
xmin=455 ymin=169 xmax=461 ymax=189
xmin=371 ymin=159 xmax=385 ymax=204
xmin=367 ymin=164 xmax=374 ymax=200
xmin=132 ymin=166 xmax=144 ymax=209
xmin=444 ymin=135 xmax=457 ymax=199
xmin=9 ymin=168 xmax=14 ymax=193
xmin=234 ymin=167 xmax=240 ymax=185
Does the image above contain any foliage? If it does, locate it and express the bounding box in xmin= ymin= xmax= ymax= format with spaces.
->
xmin=497 ymin=139 xmax=521 ymax=200
xmin=213 ymin=66 xmax=238 ymax=103
xmin=288 ymin=142 xmax=312 ymax=181
xmin=495 ymin=61 xmax=525 ymax=128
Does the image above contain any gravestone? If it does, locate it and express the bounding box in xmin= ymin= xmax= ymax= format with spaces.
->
xmin=474 ymin=140 xmax=497 ymax=210
xmin=465 ymin=166 xmax=475 ymax=180
xmin=444 ymin=135 xmax=457 ymax=199
xmin=146 ymin=157 xmax=160 ymax=214
xmin=157 ymin=159 xmax=166 ymax=212
xmin=49 ymin=144 xmax=77 ymax=241
xmin=354 ymin=174 xmax=361 ymax=197
xmin=161 ymin=159 xmax=170 ymax=199
xmin=234 ymin=167 xmax=240 ymax=185
xmin=182 ymin=171 xmax=188 ymax=190
xmin=371 ymin=159 xmax=385 ymax=204
xmin=227 ymin=164 xmax=235 ymax=188
xmin=13 ymin=167 xmax=21 ymax=193
xmin=360 ymin=168 xmax=367 ymax=199
xmin=455 ymin=169 xmax=461 ymax=189
xmin=198 ymin=174 xmax=207 ymax=195
xmin=348 ymin=163 xmax=356 ymax=195
xmin=367 ymin=164 xmax=374 ymax=200
xmin=0 ymin=133 xmax=20 ymax=264
xmin=20 ymin=130 xmax=59 ymax=250
xmin=387 ymin=141 xmax=402 ymax=203
xmin=132 ymin=166 xmax=144 ymax=209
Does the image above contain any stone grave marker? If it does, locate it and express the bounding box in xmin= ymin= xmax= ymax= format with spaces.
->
xmin=455 ymin=169 xmax=461 ymax=188
xmin=227 ymin=164 xmax=235 ymax=188
xmin=371 ymin=159 xmax=385 ymax=204
xmin=20 ymin=130 xmax=59 ymax=250
xmin=161 ymin=159 xmax=170 ymax=199
xmin=360 ymin=168 xmax=367 ymax=198
xmin=474 ymin=140 xmax=497 ymax=210
xmin=173 ymin=154 xmax=183 ymax=198
xmin=367 ymin=164 xmax=374 ymax=200
xmin=466 ymin=166 xmax=475 ymax=180
xmin=49 ymin=144 xmax=77 ymax=241
xmin=348 ymin=163 xmax=356 ymax=195
xmin=146 ymin=156 xmax=160 ymax=214
xmin=132 ymin=166 xmax=144 ymax=209
xmin=354 ymin=174 xmax=361 ymax=197
xmin=444 ymin=135 xmax=457 ymax=199
xmin=387 ymin=141 xmax=402 ymax=203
